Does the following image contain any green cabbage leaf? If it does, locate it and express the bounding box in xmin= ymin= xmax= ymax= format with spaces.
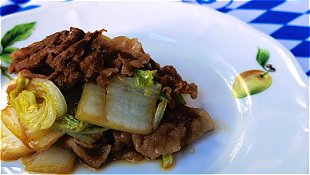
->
xmin=133 ymin=69 xmax=157 ymax=88
xmin=54 ymin=114 xmax=108 ymax=145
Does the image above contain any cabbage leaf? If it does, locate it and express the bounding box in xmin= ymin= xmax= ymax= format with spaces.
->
xmin=76 ymin=78 xmax=161 ymax=135
xmin=133 ymin=69 xmax=157 ymax=88
xmin=54 ymin=114 xmax=107 ymax=145
xmin=9 ymin=74 xmax=30 ymax=101
xmin=54 ymin=114 xmax=107 ymax=134
xmin=162 ymin=154 xmax=174 ymax=169
xmin=9 ymin=74 xmax=67 ymax=132
xmin=152 ymin=101 xmax=167 ymax=130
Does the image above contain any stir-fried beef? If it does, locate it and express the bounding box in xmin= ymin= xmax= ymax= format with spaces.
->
xmin=112 ymin=149 xmax=144 ymax=162
xmin=113 ymin=131 xmax=133 ymax=149
xmin=64 ymin=137 xmax=111 ymax=169
xmin=181 ymin=107 xmax=214 ymax=144
xmin=9 ymin=30 xmax=68 ymax=67
xmin=7 ymin=27 xmax=214 ymax=170
xmin=107 ymin=36 xmax=151 ymax=67
xmin=131 ymin=106 xmax=213 ymax=159
xmin=8 ymin=28 xmax=197 ymax=101
xmin=157 ymin=66 xmax=198 ymax=108
xmin=132 ymin=122 xmax=186 ymax=160
xmin=62 ymin=106 xmax=213 ymax=168
xmin=110 ymin=131 xmax=143 ymax=162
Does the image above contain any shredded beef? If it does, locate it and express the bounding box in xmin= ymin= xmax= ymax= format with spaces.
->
xmin=107 ymin=36 xmax=151 ymax=65
xmin=112 ymin=149 xmax=144 ymax=162
xmin=131 ymin=106 xmax=213 ymax=159
xmin=9 ymin=30 xmax=68 ymax=66
xmin=158 ymin=66 xmax=198 ymax=101
xmin=64 ymin=137 xmax=111 ymax=169
xmin=8 ymin=28 xmax=197 ymax=100
xmin=80 ymin=52 xmax=104 ymax=79
xmin=182 ymin=107 xmax=214 ymax=144
xmin=100 ymin=106 xmax=213 ymax=162
xmin=8 ymin=28 xmax=151 ymax=90
xmin=61 ymin=106 xmax=213 ymax=168
xmin=109 ymin=131 xmax=143 ymax=162
xmin=53 ymin=61 xmax=82 ymax=89
xmin=113 ymin=131 xmax=133 ymax=148
xmin=132 ymin=122 xmax=186 ymax=160
xmin=101 ymin=106 xmax=214 ymax=161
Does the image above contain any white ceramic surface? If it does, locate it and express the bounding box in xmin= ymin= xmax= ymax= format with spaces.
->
xmin=1 ymin=1 xmax=308 ymax=174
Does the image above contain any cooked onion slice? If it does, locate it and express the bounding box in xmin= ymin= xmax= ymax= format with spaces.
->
xmin=27 ymin=129 xmax=65 ymax=152
xmin=1 ymin=106 xmax=64 ymax=152
xmin=22 ymin=145 xmax=76 ymax=173
xmin=1 ymin=119 xmax=33 ymax=160
xmin=1 ymin=106 xmax=26 ymax=142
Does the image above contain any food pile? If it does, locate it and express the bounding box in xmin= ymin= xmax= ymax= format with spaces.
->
xmin=1 ymin=27 xmax=214 ymax=173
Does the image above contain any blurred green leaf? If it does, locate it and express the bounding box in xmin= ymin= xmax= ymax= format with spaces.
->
xmin=256 ymin=48 xmax=270 ymax=70
xmin=0 ymin=53 xmax=13 ymax=64
xmin=3 ymin=46 xmax=18 ymax=54
xmin=1 ymin=22 xmax=36 ymax=48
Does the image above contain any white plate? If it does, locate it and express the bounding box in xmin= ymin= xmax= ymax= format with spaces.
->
xmin=1 ymin=1 xmax=308 ymax=174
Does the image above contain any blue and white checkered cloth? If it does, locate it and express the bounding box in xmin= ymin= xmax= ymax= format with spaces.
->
xmin=1 ymin=0 xmax=309 ymax=76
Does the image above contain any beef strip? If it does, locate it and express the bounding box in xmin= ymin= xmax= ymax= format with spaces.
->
xmin=132 ymin=122 xmax=186 ymax=160
xmin=52 ymin=28 xmax=85 ymax=55
xmin=9 ymin=30 xmax=68 ymax=64
xmin=182 ymin=107 xmax=214 ymax=144
xmin=80 ymin=51 xmax=104 ymax=79
xmin=110 ymin=131 xmax=143 ymax=162
xmin=112 ymin=149 xmax=144 ymax=162
xmin=107 ymin=36 xmax=151 ymax=65
xmin=64 ymin=137 xmax=111 ymax=169
xmin=158 ymin=66 xmax=198 ymax=101
xmin=53 ymin=61 xmax=82 ymax=89
xmin=113 ymin=131 xmax=133 ymax=149
xmin=131 ymin=106 xmax=214 ymax=159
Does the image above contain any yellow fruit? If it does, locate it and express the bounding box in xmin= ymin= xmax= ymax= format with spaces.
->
xmin=232 ymin=70 xmax=272 ymax=98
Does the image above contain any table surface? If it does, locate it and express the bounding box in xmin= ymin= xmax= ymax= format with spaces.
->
xmin=1 ymin=0 xmax=309 ymax=77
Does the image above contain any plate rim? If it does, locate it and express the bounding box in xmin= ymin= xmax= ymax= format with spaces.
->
xmin=1 ymin=1 xmax=308 ymax=174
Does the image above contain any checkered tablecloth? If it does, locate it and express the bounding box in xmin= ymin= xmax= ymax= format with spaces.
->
xmin=1 ymin=0 xmax=309 ymax=77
